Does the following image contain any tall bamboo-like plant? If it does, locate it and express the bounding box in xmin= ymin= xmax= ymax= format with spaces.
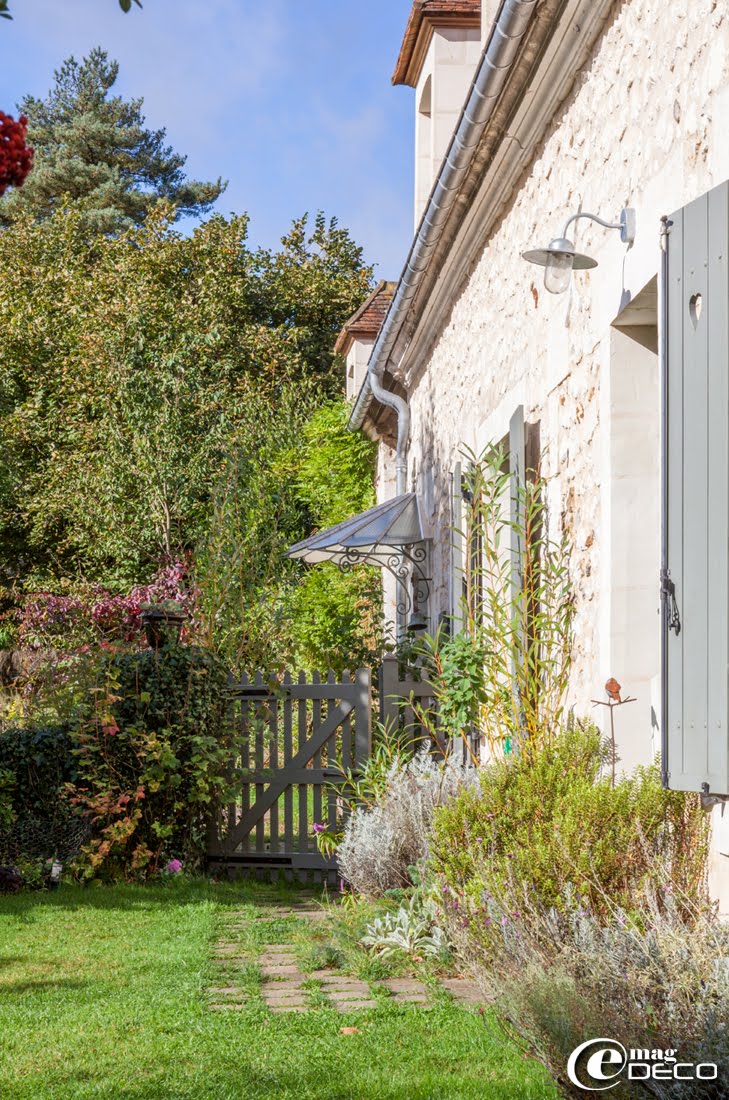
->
xmin=427 ymin=445 xmax=573 ymax=757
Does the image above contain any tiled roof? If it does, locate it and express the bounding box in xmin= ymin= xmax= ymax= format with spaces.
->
xmin=393 ymin=0 xmax=481 ymax=87
xmin=335 ymin=281 xmax=397 ymax=355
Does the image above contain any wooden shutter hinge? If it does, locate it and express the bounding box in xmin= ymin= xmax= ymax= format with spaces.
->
xmin=660 ymin=215 xmax=673 ymax=252
xmin=660 ymin=568 xmax=681 ymax=635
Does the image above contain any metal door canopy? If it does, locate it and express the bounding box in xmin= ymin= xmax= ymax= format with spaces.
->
xmin=287 ymin=492 xmax=430 ymax=566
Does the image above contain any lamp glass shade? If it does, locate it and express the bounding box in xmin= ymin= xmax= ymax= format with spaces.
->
xmin=544 ymin=250 xmax=574 ymax=294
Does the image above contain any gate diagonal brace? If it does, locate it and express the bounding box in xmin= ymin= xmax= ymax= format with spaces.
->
xmin=225 ymin=699 xmax=353 ymax=847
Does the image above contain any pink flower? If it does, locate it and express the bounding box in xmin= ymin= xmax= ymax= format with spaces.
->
xmin=166 ymin=859 xmax=183 ymax=874
xmin=312 ymin=823 xmax=326 ymax=834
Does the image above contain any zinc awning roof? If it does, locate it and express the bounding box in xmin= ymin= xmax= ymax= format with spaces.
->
xmin=287 ymin=492 xmax=426 ymax=566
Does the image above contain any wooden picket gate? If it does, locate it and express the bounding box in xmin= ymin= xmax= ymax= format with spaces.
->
xmin=207 ymin=668 xmax=371 ymax=883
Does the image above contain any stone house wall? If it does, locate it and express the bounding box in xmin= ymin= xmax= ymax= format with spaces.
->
xmin=390 ymin=0 xmax=729 ymax=906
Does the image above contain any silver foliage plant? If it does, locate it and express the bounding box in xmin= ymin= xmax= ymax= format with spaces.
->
xmin=337 ymin=750 xmax=478 ymax=898
xmin=361 ymin=896 xmax=448 ymax=959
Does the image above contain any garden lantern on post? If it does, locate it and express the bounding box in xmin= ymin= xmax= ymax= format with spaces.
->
xmin=140 ymin=602 xmax=187 ymax=648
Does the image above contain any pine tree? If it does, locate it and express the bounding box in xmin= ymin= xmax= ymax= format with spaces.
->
xmin=0 ymin=48 xmax=225 ymax=232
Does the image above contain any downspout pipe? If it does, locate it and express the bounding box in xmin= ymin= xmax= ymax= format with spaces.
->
xmin=369 ymin=371 xmax=410 ymax=496
xmin=349 ymin=0 xmax=538 ymax=495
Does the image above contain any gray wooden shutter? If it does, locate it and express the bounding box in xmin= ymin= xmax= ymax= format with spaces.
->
xmin=664 ymin=181 xmax=729 ymax=795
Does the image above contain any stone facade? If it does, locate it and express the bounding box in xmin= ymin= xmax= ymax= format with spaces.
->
xmin=371 ymin=0 xmax=729 ymax=908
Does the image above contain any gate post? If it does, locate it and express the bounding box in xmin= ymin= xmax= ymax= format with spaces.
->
xmin=355 ymin=667 xmax=372 ymax=766
xmin=379 ymin=654 xmax=399 ymax=733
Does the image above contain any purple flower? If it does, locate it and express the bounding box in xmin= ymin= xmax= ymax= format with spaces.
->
xmin=312 ymin=823 xmax=326 ymax=834
xmin=166 ymin=859 xmax=183 ymax=874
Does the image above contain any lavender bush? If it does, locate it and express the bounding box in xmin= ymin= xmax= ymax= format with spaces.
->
xmin=443 ymin=883 xmax=727 ymax=1099
xmin=336 ymin=751 xmax=478 ymax=898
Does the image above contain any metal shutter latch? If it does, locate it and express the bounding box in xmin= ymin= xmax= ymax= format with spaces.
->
xmin=661 ymin=568 xmax=681 ymax=635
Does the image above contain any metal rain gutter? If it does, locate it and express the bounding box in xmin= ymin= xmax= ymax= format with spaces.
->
xmin=349 ymin=0 xmax=538 ymax=495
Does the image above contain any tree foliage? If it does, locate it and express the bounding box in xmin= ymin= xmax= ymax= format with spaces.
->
xmin=193 ymin=397 xmax=382 ymax=674
xmin=0 ymin=199 xmax=380 ymax=672
xmin=289 ymin=403 xmax=384 ymax=671
xmin=0 ymin=203 xmax=372 ymax=594
xmin=0 ymin=49 xmax=223 ymax=232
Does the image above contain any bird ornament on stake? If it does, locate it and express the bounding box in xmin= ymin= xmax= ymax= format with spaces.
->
xmin=591 ymin=678 xmax=637 ymax=787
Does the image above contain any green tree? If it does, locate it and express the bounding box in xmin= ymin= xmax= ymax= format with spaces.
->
xmin=0 ymin=48 xmax=224 ymax=232
xmin=193 ymin=399 xmax=383 ymax=673
xmin=290 ymin=401 xmax=384 ymax=671
xmin=0 ymin=203 xmax=372 ymax=593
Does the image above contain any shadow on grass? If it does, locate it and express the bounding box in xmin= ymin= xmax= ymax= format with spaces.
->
xmin=0 ymin=878 xmax=331 ymax=919
xmin=0 ymin=977 xmax=90 ymax=995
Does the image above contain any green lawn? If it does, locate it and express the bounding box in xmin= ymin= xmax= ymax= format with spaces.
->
xmin=0 ymin=881 xmax=556 ymax=1099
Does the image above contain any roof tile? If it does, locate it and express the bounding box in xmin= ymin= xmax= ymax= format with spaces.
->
xmin=335 ymin=281 xmax=396 ymax=355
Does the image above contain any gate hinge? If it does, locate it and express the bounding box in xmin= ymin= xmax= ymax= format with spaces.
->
xmin=661 ymin=568 xmax=681 ymax=635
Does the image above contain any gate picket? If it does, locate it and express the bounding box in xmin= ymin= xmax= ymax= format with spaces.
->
xmin=283 ymin=670 xmax=293 ymax=855
xmin=297 ymin=669 xmax=308 ymax=858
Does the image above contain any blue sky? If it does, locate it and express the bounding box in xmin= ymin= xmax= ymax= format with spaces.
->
xmin=0 ymin=0 xmax=415 ymax=277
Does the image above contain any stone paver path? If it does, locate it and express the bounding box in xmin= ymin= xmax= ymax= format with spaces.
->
xmin=258 ymin=944 xmax=309 ymax=1012
xmin=207 ymin=900 xmax=483 ymax=1015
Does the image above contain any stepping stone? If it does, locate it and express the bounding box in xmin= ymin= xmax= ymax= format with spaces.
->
xmin=383 ymin=979 xmax=428 ymax=996
xmin=261 ymin=979 xmax=305 ymax=991
xmin=209 ymin=1003 xmax=244 ymax=1011
xmin=440 ymin=978 xmax=483 ymax=1005
xmin=322 ymin=978 xmax=369 ymax=988
xmin=266 ymin=943 xmax=295 ymax=951
xmin=333 ymin=999 xmax=378 ymax=1012
xmin=260 ymin=964 xmax=304 ymax=978
xmin=392 ymin=993 xmax=428 ymax=1003
xmin=324 ymin=985 xmax=370 ymax=996
xmin=208 ymin=986 xmax=245 ymax=997
xmin=268 ymin=1004 xmax=309 ymax=1013
xmin=264 ymin=995 xmax=308 ymax=1006
xmin=327 ymin=990 xmax=371 ymax=1002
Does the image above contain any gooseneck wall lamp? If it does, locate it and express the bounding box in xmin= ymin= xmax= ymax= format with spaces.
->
xmin=522 ymin=208 xmax=636 ymax=294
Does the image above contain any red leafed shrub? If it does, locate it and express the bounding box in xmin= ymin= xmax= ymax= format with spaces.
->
xmin=17 ymin=559 xmax=200 ymax=650
xmin=0 ymin=112 xmax=33 ymax=195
